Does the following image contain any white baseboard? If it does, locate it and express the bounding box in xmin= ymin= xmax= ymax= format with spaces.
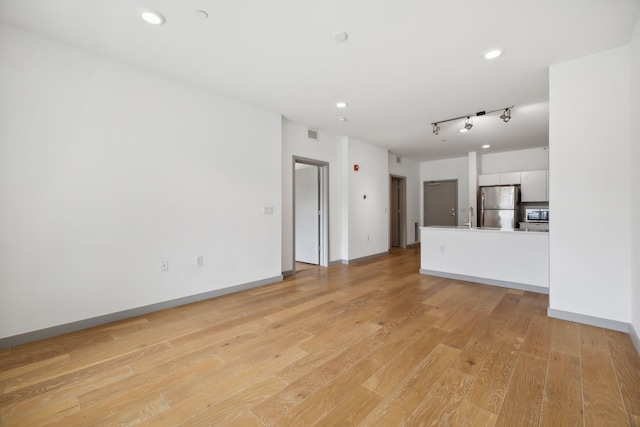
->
xmin=341 ymin=251 xmax=389 ymax=265
xmin=547 ymin=308 xmax=630 ymax=333
xmin=419 ymin=269 xmax=549 ymax=295
xmin=0 ymin=275 xmax=283 ymax=349
xmin=630 ymin=324 xmax=640 ymax=356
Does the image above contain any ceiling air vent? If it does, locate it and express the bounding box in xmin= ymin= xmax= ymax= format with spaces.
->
xmin=307 ymin=129 xmax=318 ymax=140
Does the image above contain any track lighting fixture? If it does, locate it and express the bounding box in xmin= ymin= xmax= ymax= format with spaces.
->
xmin=500 ymin=108 xmax=511 ymax=123
xmin=458 ymin=117 xmax=473 ymax=133
xmin=431 ymin=106 xmax=513 ymax=135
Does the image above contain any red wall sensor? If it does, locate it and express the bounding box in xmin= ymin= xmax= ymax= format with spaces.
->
xmin=354 ymin=164 xmax=359 ymax=171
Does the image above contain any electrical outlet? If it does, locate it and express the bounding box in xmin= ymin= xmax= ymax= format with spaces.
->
xmin=196 ymin=256 xmax=203 ymax=267
xmin=160 ymin=259 xmax=169 ymax=272
xmin=367 ymin=235 xmax=370 ymax=242
xmin=440 ymin=245 xmax=446 ymax=253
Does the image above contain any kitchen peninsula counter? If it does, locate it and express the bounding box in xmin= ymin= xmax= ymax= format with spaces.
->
xmin=420 ymin=226 xmax=549 ymax=293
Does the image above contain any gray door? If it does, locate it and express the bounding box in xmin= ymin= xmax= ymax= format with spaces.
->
xmin=390 ymin=176 xmax=406 ymax=248
xmin=295 ymin=165 xmax=319 ymax=264
xmin=424 ymin=180 xmax=458 ymax=226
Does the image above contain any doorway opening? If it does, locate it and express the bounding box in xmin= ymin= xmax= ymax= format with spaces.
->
xmin=390 ymin=175 xmax=407 ymax=248
xmin=423 ymin=179 xmax=458 ymax=226
xmin=293 ymin=157 xmax=329 ymax=272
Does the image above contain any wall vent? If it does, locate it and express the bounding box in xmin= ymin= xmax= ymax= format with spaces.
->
xmin=307 ymin=129 xmax=318 ymax=140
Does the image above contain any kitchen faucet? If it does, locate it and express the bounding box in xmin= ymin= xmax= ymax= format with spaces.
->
xmin=467 ymin=207 xmax=474 ymax=228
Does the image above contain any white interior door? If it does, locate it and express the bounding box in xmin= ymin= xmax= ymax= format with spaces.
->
xmin=295 ymin=165 xmax=319 ymax=264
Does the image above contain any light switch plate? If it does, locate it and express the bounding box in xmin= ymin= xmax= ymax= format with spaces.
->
xmin=263 ymin=206 xmax=274 ymax=215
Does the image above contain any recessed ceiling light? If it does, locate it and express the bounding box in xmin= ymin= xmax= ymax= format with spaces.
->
xmin=138 ymin=8 xmax=165 ymax=25
xmin=195 ymin=10 xmax=208 ymax=19
xmin=483 ymin=47 xmax=504 ymax=60
xmin=458 ymin=128 xmax=468 ymax=133
xmin=482 ymin=144 xmax=491 ymax=149
xmin=332 ymin=31 xmax=349 ymax=43
xmin=338 ymin=117 xmax=348 ymax=122
xmin=336 ymin=101 xmax=348 ymax=109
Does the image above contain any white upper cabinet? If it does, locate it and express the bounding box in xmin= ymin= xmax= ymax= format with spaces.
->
xmin=499 ymin=172 xmax=521 ymax=185
xmin=478 ymin=173 xmax=499 ymax=186
xmin=478 ymin=170 xmax=549 ymax=201
xmin=521 ymin=170 xmax=548 ymax=202
xmin=478 ymin=172 xmax=521 ymax=186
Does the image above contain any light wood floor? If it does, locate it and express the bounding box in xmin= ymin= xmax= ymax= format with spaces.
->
xmin=295 ymin=262 xmax=319 ymax=272
xmin=1 ymin=247 xmax=639 ymax=426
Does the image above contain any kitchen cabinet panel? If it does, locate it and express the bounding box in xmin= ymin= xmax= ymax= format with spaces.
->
xmin=499 ymin=172 xmax=521 ymax=185
xmin=479 ymin=172 xmax=521 ymax=186
xmin=521 ymin=170 xmax=548 ymax=202
xmin=478 ymin=174 xmax=500 ymax=186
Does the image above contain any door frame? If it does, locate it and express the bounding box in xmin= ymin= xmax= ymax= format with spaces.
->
xmin=390 ymin=175 xmax=407 ymax=249
xmin=293 ymin=156 xmax=329 ymax=271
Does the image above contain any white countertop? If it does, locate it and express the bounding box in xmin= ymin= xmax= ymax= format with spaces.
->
xmin=420 ymin=226 xmax=548 ymax=234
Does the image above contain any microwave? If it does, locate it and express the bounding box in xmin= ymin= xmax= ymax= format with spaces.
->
xmin=525 ymin=208 xmax=549 ymax=223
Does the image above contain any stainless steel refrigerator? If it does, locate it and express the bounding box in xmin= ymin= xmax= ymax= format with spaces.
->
xmin=479 ymin=185 xmax=520 ymax=229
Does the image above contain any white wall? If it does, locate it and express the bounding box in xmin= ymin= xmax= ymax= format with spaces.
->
xmin=0 ymin=25 xmax=282 ymax=339
xmin=630 ymin=13 xmax=640 ymax=341
xmin=480 ymin=147 xmax=549 ymax=174
xmin=345 ymin=138 xmax=389 ymax=260
xmin=281 ymin=119 xmax=342 ymax=270
xmin=388 ymin=154 xmax=420 ymax=245
xmin=549 ymin=46 xmax=631 ymax=324
xmin=420 ymin=157 xmax=469 ymax=226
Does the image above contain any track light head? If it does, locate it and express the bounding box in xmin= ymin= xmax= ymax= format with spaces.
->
xmin=432 ymin=123 xmax=441 ymax=135
xmin=500 ymin=108 xmax=511 ymax=123
xmin=458 ymin=117 xmax=473 ymax=133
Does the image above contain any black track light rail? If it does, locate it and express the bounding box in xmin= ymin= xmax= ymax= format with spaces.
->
xmin=431 ymin=106 xmax=513 ymax=126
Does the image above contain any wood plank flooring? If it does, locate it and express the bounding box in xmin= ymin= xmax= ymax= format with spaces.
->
xmin=1 ymin=246 xmax=640 ymax=426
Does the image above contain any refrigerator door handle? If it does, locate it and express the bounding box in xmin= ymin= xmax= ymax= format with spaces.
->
xmin=480 ymin=193 xmax=485 ymax=227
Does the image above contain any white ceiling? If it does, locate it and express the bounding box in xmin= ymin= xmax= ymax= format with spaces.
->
xmin=1 ymin=0 xmax=638 ymax=161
